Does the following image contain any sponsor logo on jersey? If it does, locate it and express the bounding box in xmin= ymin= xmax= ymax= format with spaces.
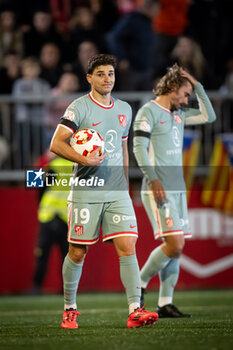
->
xmin=118 ymin=114 xmax=127 ymax=128
xmin=92 ymin=121 xmax=102 ymax=126
xmin=174 ymin=113 xmax=182 ymax=124
xmin=160 ymin=121 xmax=167 ymax=124
xmin=75 ymin=225 xmax=83 ymax=236
xmin=26 ymin=169 xmax=44 ymax=187
xmin=130 ymin=224 xmax=137 ymax=228
xmin=113 ymin=215 xmax=121 ymax=223
xmin=112 ymin=215 xmax=136 ymax=224
xmin=105 ymin=129 xmax=117 ymax=153
xmin=172 ymin=126 xmax=181 ymax=147
xmin=64 ymin=110 xmax=75 ymax=121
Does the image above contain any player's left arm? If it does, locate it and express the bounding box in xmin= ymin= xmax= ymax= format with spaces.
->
xmin=181 ymin=69 xmax=216 ymax=125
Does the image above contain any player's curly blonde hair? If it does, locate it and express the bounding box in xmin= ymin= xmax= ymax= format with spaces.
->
xmin=153 ymin=63 xmax=189 ymax=96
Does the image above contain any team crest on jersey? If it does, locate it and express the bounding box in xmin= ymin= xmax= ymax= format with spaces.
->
xmin=165 ymin=217 xmax=174 ymax=228
xmin=75 ymin=225 xmax=83 ymax=236
xmin=118 ymin=115 xmax=127 ymax=128
xmin=64 ymin=110 xmax=75 ymax=121
xmin=174 ymin=114 xmax=182 ymax=124
xmin=140 ymin=116 xmax=151 ymax=132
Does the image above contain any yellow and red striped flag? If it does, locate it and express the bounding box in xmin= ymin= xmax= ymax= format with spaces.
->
xmin=183 ymin=129 xmax=201 ymax=203
xmin=202 ymin=133 xmax=233 ymax=214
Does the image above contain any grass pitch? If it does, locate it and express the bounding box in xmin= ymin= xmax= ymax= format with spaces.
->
xmin=0 ymin=290 xmax=232 ymax=350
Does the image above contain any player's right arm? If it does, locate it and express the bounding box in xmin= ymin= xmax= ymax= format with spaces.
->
xmin=133 ymin=106 xmax=167 ymax=204
xmin=181 ymin=69 xmax=216 ymax=125
xmin=50 ymin=125 xmax=105 ymax=166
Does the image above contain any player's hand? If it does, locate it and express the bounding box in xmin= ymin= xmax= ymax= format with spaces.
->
xmin=82 ymin=147 xmax=106 ymax=166
xmin=150 ymin=179 xmax=167 ymax=205
xmin=181 ymin=68 xmax=198 ymax=86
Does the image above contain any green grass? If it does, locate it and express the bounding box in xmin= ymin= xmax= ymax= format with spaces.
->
xmin=0 ymin=290 xmax=233 ymax=350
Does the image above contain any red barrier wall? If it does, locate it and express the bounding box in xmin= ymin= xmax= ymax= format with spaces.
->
xmin=0 ymin=188 xmax=232 ymax=294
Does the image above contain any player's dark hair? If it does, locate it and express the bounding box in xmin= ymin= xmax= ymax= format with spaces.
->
xmin=153 ymin=63 xmax=190 ymax=96
xmin=87 ymin=54 xmax=117 ymax=74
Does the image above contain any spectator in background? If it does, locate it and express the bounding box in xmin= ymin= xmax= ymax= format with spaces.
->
xmin=0 ymin=10 xmax=23 ymax=68
xmin=50 ymin=0 xmax=72 ymax=37
xmin=170 ymin=36 xmax=214 ymax=89
xmin=45 ymin=72 xmax=79 ymax=143
xmin=30 ymin=155 xmax=71 ymax=295
xmin=90 ymin=0 xmax=120 ymax=33
xmin=71 ymin=40 xmax=99 ymax=92
xmin=116 ymin=0 xmax=138 ymax=14
xmin=186 ymin=0 xmax=233 ymax=88
xmin=12 ymin=57 xmax=51 ymax=167
xmin=23 ymin=10 xmax=62 ymax=58
xmin=153 ymin=0 xmax=190 ymax=79
xmin=68 ymin=4 xmax=107 ymax=61
xmin=39 ymin=42 xmax=64 ymax=88
xmin=0 ymin=135 xmax=9 ymax=168
xmin=49 ymin=0 xmax=119 ymax=37
xmin=0 ymin=50 xmax=21 ymax=94
xmin=106 ymin=0 xmax=159 ymax=91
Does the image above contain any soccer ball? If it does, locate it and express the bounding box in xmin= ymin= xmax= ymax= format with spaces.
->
xmin=70 ymin=128 xmax=104 ymax=156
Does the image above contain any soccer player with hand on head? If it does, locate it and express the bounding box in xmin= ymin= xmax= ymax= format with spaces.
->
xmin=133 ymin=64 xmax=216 ymax=318
xmin=50 ymin=54 xmax=158 ymax=329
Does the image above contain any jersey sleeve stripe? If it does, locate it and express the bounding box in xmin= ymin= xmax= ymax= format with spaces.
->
xmin=134 ymin=130 xmax=151 ymax=138
xmin=60 ymin=118 xmax=78 ymax=132
xmin=122 ymin=135 xmax=128 ymax=140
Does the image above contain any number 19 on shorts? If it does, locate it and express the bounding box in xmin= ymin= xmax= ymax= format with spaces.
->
xmin=74 ymin=208 xmax=90 ymax=224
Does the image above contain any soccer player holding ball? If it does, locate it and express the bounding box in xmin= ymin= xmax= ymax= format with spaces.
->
xmin=133 ymin=64 xmax=216 ymax=317
xmin=50 ymin=54 xmax=158 ymax=328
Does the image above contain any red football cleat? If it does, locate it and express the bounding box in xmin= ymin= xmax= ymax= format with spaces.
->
xmin=61 ymin=309 xmax=81 ymax=329
xmin=127 ymin=306 xmax=159 ymax=328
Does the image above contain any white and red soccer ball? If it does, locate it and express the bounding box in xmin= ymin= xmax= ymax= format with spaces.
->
xmin=70 ymin=128 xmax=104 ymax=156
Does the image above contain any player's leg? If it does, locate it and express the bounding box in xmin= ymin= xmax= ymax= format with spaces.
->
xmin=113 ymin=236 xmax=141 ymax=313
xmin=139 ymin=192 xmax=176 ymax=293
xmin=113 ymin=235 xmax=159 ymax=328
xmin=140 ymin=234 xmax=184 ymax=305
xmin=156 ymin=193 xmax=192 ymax=317
xmin=61 ymin=201 xmax=102 ymax=329
xmin=61 ymin=243 xmax=86 ymax=329
xmin=158 ymin=256 xmax=180 ymax=307
xmin=140 ymin=191 xmax=187 ymax=312
xmin=63 ymin=243 xmax=87 ymax=310
xmin=157 ymin=255 xmax=190 ymax=317
xmin=102 ymin=199 xmax=158 ymax=328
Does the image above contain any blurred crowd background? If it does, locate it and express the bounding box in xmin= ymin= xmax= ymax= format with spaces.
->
xmin=0 ymin=0 xmax=233 ymax=95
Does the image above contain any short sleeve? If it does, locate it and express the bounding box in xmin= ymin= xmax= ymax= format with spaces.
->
xmin=133 ymin=104 xmax=155 ymax=137
xmin=59 ymin=101 xmax=81 ymax=133
xmin=122 ymin=103 xmax=132 ymax=141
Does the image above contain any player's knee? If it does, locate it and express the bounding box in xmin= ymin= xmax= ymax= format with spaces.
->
xmin=69 ymin=244 xmax=87 ymax=264
xmin=164 ymin=236 xmax=185 ymax=258
xmin=113 ymin=236 xmax=136 ymax=257
xmin=170 ymin=247 xmax=183 ymax=258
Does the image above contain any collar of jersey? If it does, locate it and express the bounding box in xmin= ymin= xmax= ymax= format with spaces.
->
xmin=89 ymin=92 xmax=114 ymax=109
xmin=151 ymin=100 xmax=171 ymax=114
